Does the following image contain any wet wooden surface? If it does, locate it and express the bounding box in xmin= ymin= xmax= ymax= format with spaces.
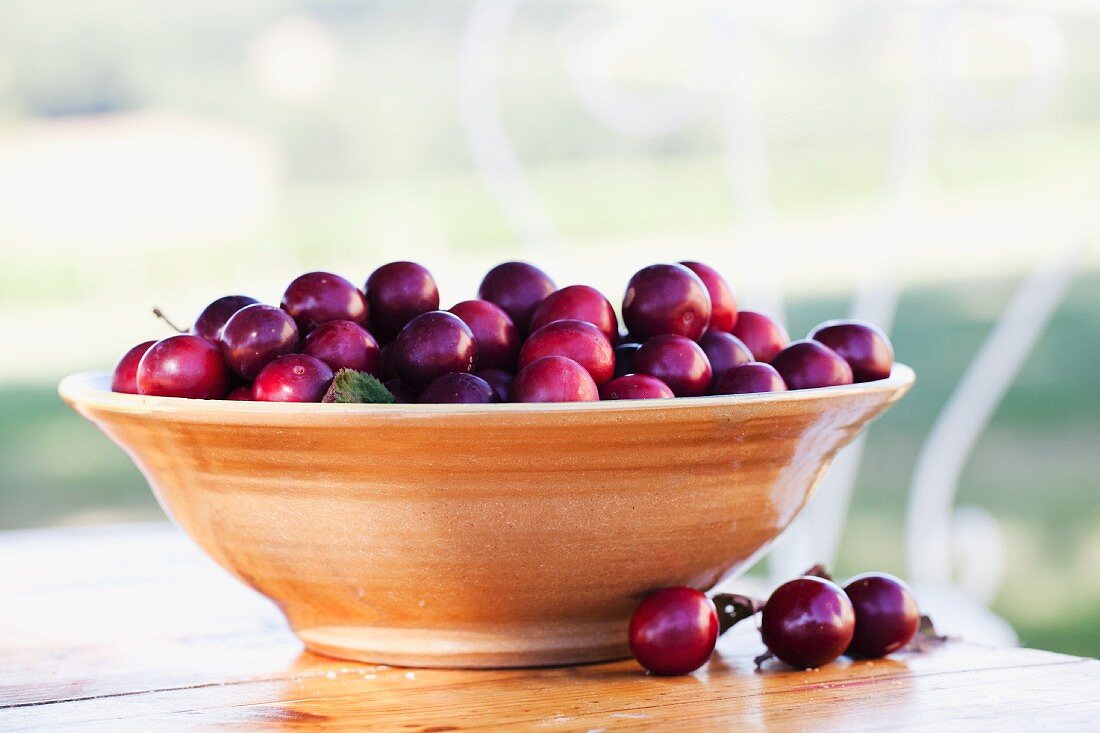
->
xmin=3 ymin=523 xmax=1099 ymax=732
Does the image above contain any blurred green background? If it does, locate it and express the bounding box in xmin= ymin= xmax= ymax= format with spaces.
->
xmin=1 ymin=1 xmax=1098 ymax=656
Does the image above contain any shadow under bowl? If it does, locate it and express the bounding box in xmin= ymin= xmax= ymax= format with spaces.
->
xmin=60 ymin=366 xmax=913 ymax=668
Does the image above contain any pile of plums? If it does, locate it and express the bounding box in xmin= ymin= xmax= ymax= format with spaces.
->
xmin=111 ymin=261 xmax=895 ymax=403
xmin=629 ymin=571 xmax=922 ymax=676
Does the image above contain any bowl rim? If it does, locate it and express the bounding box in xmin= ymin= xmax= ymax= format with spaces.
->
xmin=59 ymin=364 xmax=915 ymax=416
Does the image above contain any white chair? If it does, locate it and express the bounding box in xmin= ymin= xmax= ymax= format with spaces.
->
xmin=458 ymin=0 xmax=1082 ymax=645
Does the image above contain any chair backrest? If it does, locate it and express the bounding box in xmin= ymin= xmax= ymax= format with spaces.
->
xmin=457 ymin=0 xmax=1081 ymax=603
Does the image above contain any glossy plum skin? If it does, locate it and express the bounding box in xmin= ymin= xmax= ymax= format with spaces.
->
xmin=712 ymin=362 xmax=787 ymax=395
xmin=112 ymin=340 xmax=156 ymax=394
xmin=476 ymin=368 xmax=515 ymax=403
xmin=698 ymin=331 xmax=752 ymax=386
xmin=477 ymin=261 xmax=557 ymax=333
xmin=391 ymin=310 xmax=478 ymax=389
xmin=613 ymin=342 xmax=641 ymax=378
xmin=220 ymin=304 xmax=300 ymax=380
xmin=761 ymin=577 xmax=856 ymax=669
xmin=599 ymin=374 xmax=675 ymax=401
xmin=194 ymin=295 xmax=259 ymax=343
xmin=731 ymin=311 xmax=789 ymax=363
xmin=252 ymin=354 xmax=334 ymax=403
xmin=771 ymin=340 xmax=854 ymax=390
xmin=449 ymin=299 xmax=520 ymax=371
xmin=529 ymin=285 xmax=618 ymax=344
xmin=622 ymin=264 xmax=711 ymax=341
xmin=281 ymin=272 xmax=367 ymax=331
xmin=518 ymin=319 xmax=615 ymax=386
xmin=680 ymin=261 xmax=738 ymax=332
xmin=628 ymin=587 xmax=719 ymax=676
xmin=136 ymin=335 xmax=229 ymax=399
xmin=384 ymin=379 xmax=417 ymax=404
xmin=631 ymin=335 xmax=712 ymax=397
xmin=810 ymin=320 xmax=894 ymax=383
xmin=843 ymin=573 xmax=920 ymax=659
xmin=511 ymin=356 xmax=599 ymax=403
xmin=366 ymin=261 xmax=440 ymax=343
xmin=300 ymin=320 xmax=382 ymax=375
xmin=418 ymin=372 xmax=499 ymax=404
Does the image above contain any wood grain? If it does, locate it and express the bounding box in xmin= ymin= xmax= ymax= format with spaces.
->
xmin=58 ymin=368 xmax=912 ymax=667
xmin=3 ymin=524 xmax=1098 ymax=732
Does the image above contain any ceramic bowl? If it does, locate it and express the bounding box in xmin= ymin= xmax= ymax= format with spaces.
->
xmin=60 ymin=366 xmax=913 ymax=668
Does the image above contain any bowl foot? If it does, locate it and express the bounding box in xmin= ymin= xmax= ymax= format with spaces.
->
xmin=295 ymin=623 xmax=632 ymax=669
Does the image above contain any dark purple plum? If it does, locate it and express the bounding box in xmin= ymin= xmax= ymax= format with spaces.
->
xmin=418 ymin=372 xmax=499 ymax=404
xmin=281 ymin=272 xmax=367 ymax=331
xmin=631 ymin=335 xmax=712 ymax=397
xmin=761 ymin=577 xmax=855 ymax=669
xmin=476 ymin=369 xmax=515 ymax=403
xmin=731 ymin=310 xmax=789 ymax=362
xmin=698 ymin=330 xmax=752 ymax=385
xmin=529 ymin=285 xmax=618 ymax=344
xmin=518 ymin=319 xmax=615 ymax=386
xmin=380 ymin=343 xmax=397 ymax=381
xmin=137 ymin=335 xmax=229 ymax=399
xmin=843 ymin=573 xmax=920 ymax=659
xmin=511 ymin=356 xmax=598 ymax=403
xmin=220 ymin=304 xmax=300 ymax=380
xmin=810 ymin=319 xmax=894 ymax=382
xmin=300 ymin=320 xmax=381 ymax=375
xmin=629 ymin=587 xmax=718 ymax=676
xmin=449 ymin=299 xmax=520 ymax=371
xmin=477 ymin=261 xmax=556 ymax=333
xmin=112 ymin=340 xmax=156 ymax=394
xmin=252 ymin=354 xmax=334 ymax=402
xmin=366 ymin=261 xmax=440 ymax=343
xmin=391 ymin=310 xmax=477 ymax=389
xmin=680 ymin=261 xmax=737 ymax=332
xmin=384 ymin=379 xmax=417 ymax=404
xmin=225 ymin=385 xmax=253 ymax=401
xmin=194 ymin=295 xmax=259 ymax=343
xmin=771 ymin=340 xmax=854 ymax=390
xmin=622 ymin=264 xmax=711 ymax=341
xmin=599 ymin=374 xmax=675 ymax=401
xmin=712 ymin=362 xmax=787 ymax=395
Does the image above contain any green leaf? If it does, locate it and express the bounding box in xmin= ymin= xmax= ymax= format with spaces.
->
xmin=322 ymin=369 xmax=396 ymax=404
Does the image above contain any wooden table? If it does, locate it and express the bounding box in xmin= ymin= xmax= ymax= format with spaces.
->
xmin=3 ymin=524 xmax=1098 ymax=731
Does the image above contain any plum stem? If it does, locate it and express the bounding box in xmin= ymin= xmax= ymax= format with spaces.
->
xmin=152 ymin=308 xmax=188 ymax=334
xmin=753 ymin=650 xmax=775 ymax=669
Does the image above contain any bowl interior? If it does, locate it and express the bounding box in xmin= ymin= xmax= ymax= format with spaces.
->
xmin=59 ymin=364 xmax=914 ymax=417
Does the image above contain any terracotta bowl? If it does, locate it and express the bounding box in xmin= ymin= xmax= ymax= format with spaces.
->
xmin=60 ymin=366 xmax=913 ymax=668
